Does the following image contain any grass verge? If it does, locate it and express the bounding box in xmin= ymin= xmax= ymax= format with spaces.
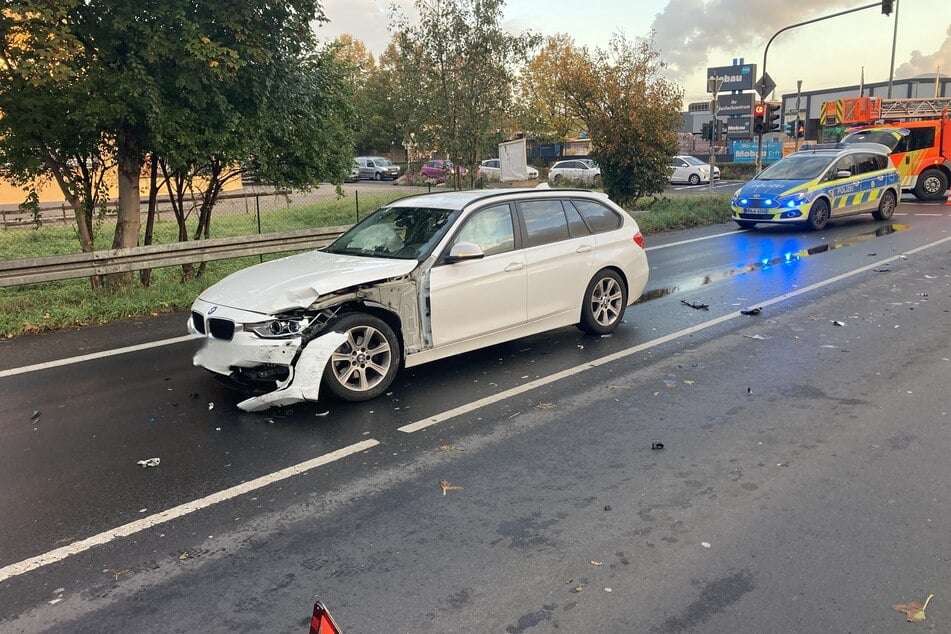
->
xmin=0 ymin=193 xmax=733 ymax=339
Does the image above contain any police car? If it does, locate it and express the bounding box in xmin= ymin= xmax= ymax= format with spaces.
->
xmin=731 ymin=143 xmax=900 ymax=230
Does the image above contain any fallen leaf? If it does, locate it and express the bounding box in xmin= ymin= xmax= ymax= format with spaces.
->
xmin=103 ymin=568 xmax=129 ymax=581
xmin=892 ymin=594 xmax=934 ymax=622
xmin=572 ymin=586 xmax=584 ymax=593
xmin=178 ymin=551 xmax=190 ymax=560
xmin=439 ymin=479 xmax=463 ymax=495
xmin=683 ymin=380 xmax=695 ymax=385
xmin=590 ymin=560 xmax=603 ymax=566
xmin=536 ymin=402 xmax=555 ymax=410
xmin=436 ymin=444 xmax=460 ymax=452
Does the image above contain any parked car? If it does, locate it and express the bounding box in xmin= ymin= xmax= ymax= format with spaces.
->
xmin=344 ymin=161 xmax=360 ymax=183
xmin=670 ymin=155 xmax=720 ymax=185
xmin=476 ymin=159 xmax=539 ymax=181
xmin=189 ymin=188 xmax=649 ymax=410
xmin=548 ymin=159 xmax=601 ymax=186
xmin=730 ymin=142 xmax=900 ymax=230
xmin=354 ymin=156 xmax=400 ymax=181
xmin=420 ymin=159 xmax=468 ymax=181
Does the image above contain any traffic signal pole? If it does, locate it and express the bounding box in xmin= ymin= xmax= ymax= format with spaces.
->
xmin=754 ymin=1 xmax=885 ymax=173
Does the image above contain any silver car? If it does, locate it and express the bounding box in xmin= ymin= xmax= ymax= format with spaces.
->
xmin=355 ymin=156 xmax=400 ymax=181
xmin=189 ymin=189 xmax=649 ymax=410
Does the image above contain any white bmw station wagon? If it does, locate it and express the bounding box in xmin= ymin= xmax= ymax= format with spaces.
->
xmin=189 ymin=188 xmax=649 ymax=410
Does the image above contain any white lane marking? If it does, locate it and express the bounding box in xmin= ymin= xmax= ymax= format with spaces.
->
xmin=913 ymin=213 xmax=943 ymax=216
xmin=0 ymin=439 xmax=379 ymax=584
xmin=645 ymin=229 xmax=746 ymax=251
xmin=399 ymin=234 xmax=951 ymax=434
xmin=0 ymin=334 xmax=201 ymax=379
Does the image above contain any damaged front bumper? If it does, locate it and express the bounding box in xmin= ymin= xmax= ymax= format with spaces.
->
xmin=189 ymin=300 xmax=345 ymax=412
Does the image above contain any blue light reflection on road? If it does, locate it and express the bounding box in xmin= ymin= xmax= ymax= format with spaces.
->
xmin=635 ymin=224 xmax=908 ymax=305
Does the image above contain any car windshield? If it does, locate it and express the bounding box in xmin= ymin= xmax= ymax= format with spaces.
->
xmin=374 ymin=158 xmax=394 ymax=166
xmin=757 ymin=154 xmax=834 ymax=181
xmin=681 ymin=156 xmax=707 ymax=166
xmin=325 ymin=206 xmax=460 ymax=260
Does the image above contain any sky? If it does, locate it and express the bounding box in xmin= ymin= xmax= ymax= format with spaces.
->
xmin=313 ymin=0 xmax=950 ymax=105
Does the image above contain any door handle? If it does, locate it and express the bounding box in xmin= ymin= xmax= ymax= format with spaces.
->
xmin=576 ymin=244 xmax=593 ymax=253
xmin=504 ymin=262 xmax=525 ymax=272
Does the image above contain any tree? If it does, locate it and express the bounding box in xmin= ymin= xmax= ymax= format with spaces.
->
xmin=558 ymin=34 xmax=683 ymax=204
xmin=515 ymin=35 xmax=586 ymax=142
xmin=1 ymin=1 xmax=113 ymax=262
xmin=390 ymin=0 xmax=539 ymax=187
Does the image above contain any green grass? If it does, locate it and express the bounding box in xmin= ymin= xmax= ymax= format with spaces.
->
xmin=0 ymin=190 xmax=733 ymax=338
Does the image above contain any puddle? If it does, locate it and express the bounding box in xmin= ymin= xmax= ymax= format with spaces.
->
xmin=635 ymin=224 xmax=909 ymax=305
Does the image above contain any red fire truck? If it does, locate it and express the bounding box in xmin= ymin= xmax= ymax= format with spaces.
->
xmin=821 ymin=96 xmax=951 ymax=200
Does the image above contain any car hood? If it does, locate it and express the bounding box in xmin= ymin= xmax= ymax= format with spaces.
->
xmin=198 ymin=250 xmax=418 ymax=315
xmin=738 ymin=179 xmax=807 ymax=197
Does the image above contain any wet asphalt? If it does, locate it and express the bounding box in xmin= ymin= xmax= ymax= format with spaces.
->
xmin=1 ymin=203 xmax=950 ymax=632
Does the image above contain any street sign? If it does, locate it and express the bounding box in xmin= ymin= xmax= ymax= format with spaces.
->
xmin=706 ymin=64 xmax=756 ymax=92
xmin=717 ymin=93 xmax=754 ymax=117
xmin=732 ymin=140 xmax=783 ymax=163
xmin=726 ymin=116 xmax=752 ymax=139
xmin=754 ymin=72 xmax=776 ymax=99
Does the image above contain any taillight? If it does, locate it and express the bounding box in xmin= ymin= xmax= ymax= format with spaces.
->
xmin=633 ymin=231 xmax=644 ymax=248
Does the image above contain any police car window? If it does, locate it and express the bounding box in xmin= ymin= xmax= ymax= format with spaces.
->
xmin=518 ymin=200 xmax=570 ymax=247
xmin=874 ymin=154 xmax=889 ymax=170
xmin=758 ymin=155 xmax=832 ymax=180
xmin=452 ymin=204 xmax=515 ymax=257
xmin=571 ymin=199 xmax=621 ymax=233
xmin=830 ymin=155 xmax=856 ymax=177
xmin=854 ymin=153 xmax=879 ymax=175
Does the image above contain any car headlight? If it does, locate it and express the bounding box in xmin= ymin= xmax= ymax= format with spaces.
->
xmin=776 ymin=193 xmax=808 ymax=208
xmin=248 ymin=316 xmax=310 ymax=339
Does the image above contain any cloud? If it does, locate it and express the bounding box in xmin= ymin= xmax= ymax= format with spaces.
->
xmin=316 ymin=0 xmax=416 ymax=53
xmin=895 ymin=24 xmax=951 ymax=78
xmin=650 ymin=0 xmax=858 ymax=78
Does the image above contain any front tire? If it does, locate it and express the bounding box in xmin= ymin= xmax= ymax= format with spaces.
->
xmin=913 ymin=168 xmax=948 ymax=201
xmin=579 ymin=269 xmax=628 ymax=335
xmin=872 ymin=189 xmax=897 ymax=221
xmin=323 ymin=313 xmax=399 ymax=402
xmin=806 ymin=198 xmax=830 ymax=231
xmin=688 ymin=173 xmax=701 ymax=186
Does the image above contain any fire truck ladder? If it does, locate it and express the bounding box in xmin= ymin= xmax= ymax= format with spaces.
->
xmin=877 ymin=97 xmax=951 ymax=121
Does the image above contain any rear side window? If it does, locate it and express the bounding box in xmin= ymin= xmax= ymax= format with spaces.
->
xmin=854 ymin=153 xmax=880 ymax=175
xmin=570 ymin=199 xmax=622 ymax=233
xmin=518 ymin=200 xmax=570 ymax=247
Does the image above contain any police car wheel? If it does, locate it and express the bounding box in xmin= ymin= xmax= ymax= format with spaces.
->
xmin=807 ymin=199 xmax=830 ymax=231
xmin=873 ymin=190 xmax=897 ymax=221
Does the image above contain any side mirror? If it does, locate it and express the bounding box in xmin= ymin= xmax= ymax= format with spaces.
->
xmin=445 ymin=241 xmax=484 ymax=264
xmin=836 ymin=169 xmax=852 ymax=179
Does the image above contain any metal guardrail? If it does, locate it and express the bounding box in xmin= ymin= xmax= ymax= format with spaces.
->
xmin=0 ymin=225 xmax=350 ymax=287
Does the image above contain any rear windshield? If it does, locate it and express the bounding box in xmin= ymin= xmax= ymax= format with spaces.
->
xmin=757 ymin=154 xmax=834 ymax=181
xmin=840 ymin=130 xmax=903 ymax=152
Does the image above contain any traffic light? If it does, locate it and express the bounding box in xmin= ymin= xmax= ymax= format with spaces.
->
xmin=882 ymin=0 xmax=893 ymax=15
xmin=767 ymin=102 xmax=782 ymax=132
xmin=715 ymin=119 xmax=724 ymax=141
xmin=795 ymin=120 xmax=805 ymax=138
xmin=753 ymin=102 xmax=766 ymax=134
xmin=783 ymin=121 xmax=793 ymax=136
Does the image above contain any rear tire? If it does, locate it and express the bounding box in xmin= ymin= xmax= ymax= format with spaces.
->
xmin=579 ymin=269 xmax=627 ymax=335
xmin=374 ymin=171 xmax=382 ymax=181
xmin=913 ymin=168 xmax=948 ymax=201
xmin=806 ymin=198 xmax=830 ymax=231
xmin=872 ymin=189 xmax=897 ymax=221
xmin=322 ymin=313 xmax=399 ymax=402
